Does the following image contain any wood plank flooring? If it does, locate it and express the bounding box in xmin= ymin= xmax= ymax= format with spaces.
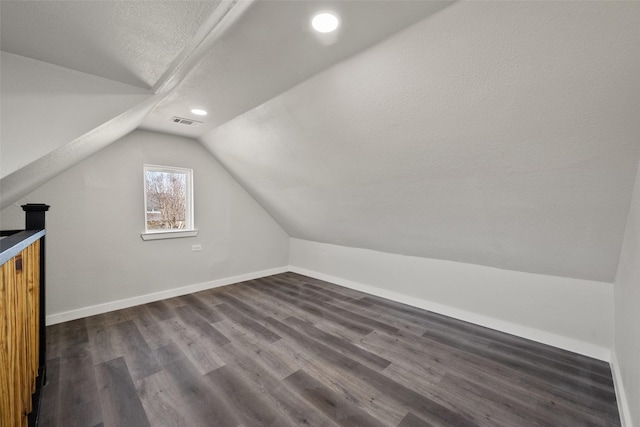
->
xmin=39 ymin=272 xmax=621 ymax=426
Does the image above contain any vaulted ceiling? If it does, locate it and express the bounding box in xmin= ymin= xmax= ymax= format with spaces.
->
xmin=2 ymin=1 xmax=640 ymax=282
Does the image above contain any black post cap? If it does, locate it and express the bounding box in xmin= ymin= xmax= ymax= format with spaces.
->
xmin=21 ymin=203 xmax=51 ymax=212
xmin=22 ymin=203 xmax=50 ymax=230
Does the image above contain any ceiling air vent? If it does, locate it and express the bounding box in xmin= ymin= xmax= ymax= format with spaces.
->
xmin=171 ymin=116 xmax=202 ymax=127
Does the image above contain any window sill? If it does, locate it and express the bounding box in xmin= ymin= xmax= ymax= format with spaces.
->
xmin=140 ymin=229 xmax=199 ymax=241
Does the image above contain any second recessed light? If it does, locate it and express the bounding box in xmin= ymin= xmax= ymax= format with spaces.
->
xmin=191 ymin=108 xmax=207 ymax=116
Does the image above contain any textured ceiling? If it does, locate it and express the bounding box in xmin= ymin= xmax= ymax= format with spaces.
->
xmin=140 ymin=0 xmax=452 ymax=137
xmin=0 ymin=0 xmax=233 ymax=209
xmin=200 ymin=1 xmax=640 ymax=282
xmin=0 ymin=0 xmax=220 ymax=88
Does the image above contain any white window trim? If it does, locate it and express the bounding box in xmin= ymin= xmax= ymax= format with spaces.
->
xmin=141 ymin=164 xmax=196 ymax=240
xmin=141 ymin=229 xmax=198 ymax=241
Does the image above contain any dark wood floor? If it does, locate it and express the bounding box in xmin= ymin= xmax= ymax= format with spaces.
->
xmin=39 ymin=272 xmax=620 ymax=426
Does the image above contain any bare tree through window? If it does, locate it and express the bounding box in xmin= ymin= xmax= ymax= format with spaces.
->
xmin=144 ymin=166 xmax=193 ymax=231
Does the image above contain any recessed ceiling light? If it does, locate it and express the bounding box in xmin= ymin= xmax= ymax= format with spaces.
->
xmin=312 ymin=12 xmax=340 ymax=33
xmin=190 ymin=108 xmax=207 ymax=116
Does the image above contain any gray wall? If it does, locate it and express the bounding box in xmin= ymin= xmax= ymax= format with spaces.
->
xmin=0 ymin=129 xmax=289 ymax=319
xmin=614 ymin=162 xmax=640 ymax=426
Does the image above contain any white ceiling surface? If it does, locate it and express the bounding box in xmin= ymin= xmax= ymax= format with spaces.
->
xmin=201 ymin=1 xmax=640 ymax=282
xmin=140 ymin=0 xmax=453 ymax=137
xmin=0 ymin=52 xmax=151 ymax=179
xmin=0 ymin=0 xmax=230 ymax=209
xmin=1 ymin=0 xmax=452 ymax=209
xmin=0 ymin=0 xmax=220 ymax=89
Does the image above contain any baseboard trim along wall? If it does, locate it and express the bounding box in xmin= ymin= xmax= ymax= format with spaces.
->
xmin=45 ymin=266 xmax=289 ymax=325
xmin=611 ymin=352 xmax=633 ymax=427
xmin=289 ymin=265 xmax=611 ymax=362
xmin=48 ymin=258 xmax=612 ymax=362
xmin=288 ymin=238 xmax=614 ymax=362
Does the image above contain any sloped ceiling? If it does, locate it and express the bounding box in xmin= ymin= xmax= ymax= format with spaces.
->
xmin=0 ymin=0 xmax=450 ymax=208
xmin=200 ymin=1 xmax=640 ymax=282
xmin=0 ymin=0 xmax=236 ymax=208
xmin=0 ymin=52 xmax=151 ymax=178
xmin=2 ymin=1 xmax=640 ymax=282
xmin=0 ymin=0 xmax=220 ymax=89
xmin=140 ymin=0 xmax=453 ymax=137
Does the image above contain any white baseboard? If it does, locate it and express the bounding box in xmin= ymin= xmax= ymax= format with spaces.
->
xmin=611 ymin=352 xmax=633 ymax=427
xmin=289 ymin=265 xmax=611 ymax=362
xmin=45 ymin=266 xmax=289 ymax=325
xmin=46 ymin=263 xmax=611 ymax=362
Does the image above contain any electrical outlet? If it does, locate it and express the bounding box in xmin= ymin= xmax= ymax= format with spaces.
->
xmin=192 ymin=244 xmax=202 ymax=252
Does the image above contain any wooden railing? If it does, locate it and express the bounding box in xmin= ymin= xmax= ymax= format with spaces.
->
xmin=0 ymin=204 xmax=49 ymax=427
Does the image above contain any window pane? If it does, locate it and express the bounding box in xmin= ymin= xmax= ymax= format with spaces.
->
xmin=145 ymin=169 xmax=188 ymax=231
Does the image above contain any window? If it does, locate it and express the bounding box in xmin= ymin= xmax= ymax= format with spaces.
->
xmin=141 ymin=165 xmax=197 ymax=240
